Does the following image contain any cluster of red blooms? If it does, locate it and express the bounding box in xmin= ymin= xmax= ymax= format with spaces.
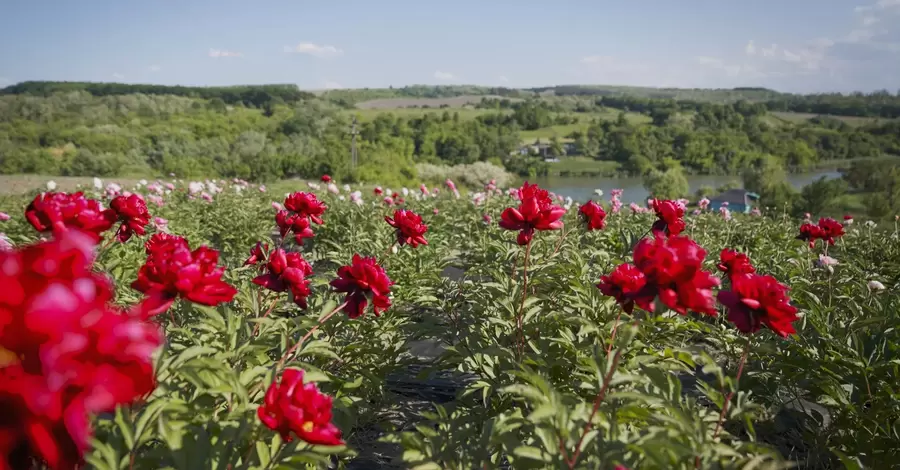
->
xmin=246 ymin=244 xmax=314 ymax=309
xmin=598 ymin=234 xmax=720 ymax=316
xmin=578 ymin=200 xmax=607 ymax=231
xmin=797 ymin=217 xmax=846 ymax=248
xmin=716 ymin=249 xmax=799 ymax=337
xmin=0 ymin=230 xmax=162 ymax=469
xmin=25 ymin=192 xmax=152 ymax=244
xmin=499 ymin=182 xmax=566 ymax=245
xmin=598 ymin=205 xmax=799 ymax=338
xmin=132 ymin=233 xmax=238 ymax=317
xmin=650 ymin=199 xmax=686 ymax=236
xmin=330 ymin=254 xmax=394 ymax=319
xmin=385 ymin=209 xmax=428 ymax=247
xmin=257 ymin=368 xmax=343 ymax=446
xmin=109 ymin=194 xmax=151 ymax=242
xmin=276 ymin=192 xmax=328 ymax=244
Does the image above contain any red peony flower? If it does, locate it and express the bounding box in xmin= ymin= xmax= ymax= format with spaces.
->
xmin=718 ymin=248 xmax=756 ymax=277
xmin=817 ymin=217 xmax=845 ymax=245
xmin=284 ymin=192 xmax=327 ymax=225
xmin=0 ymin=229 xmax=161 ymax=469
xmin=385 ymin=210 xmax=428 ymax=248
xmin=257 ymin=368 xmax=344 ymax=446
xmin=253 ymin=248 xmax=314 ymax=308
xmin=797 ymin=222 xmax=826 ymax=248
xmin=650 ymin=199 xmax=686 ymax=236
xmin=25 ymin=192 xmax=116 ymax=241
xmin=321 ymin=174 xmax=332 ymax=183
xmin=579 ymin=200 xmax=607 ymax=231
xmin=276 ymin=210 xmax=315 ymax=243
xmin=597 ymin=263 xmax=646 ymax=313
xmin=499 ymin=182 xmax=566 ymax=245
xmin=132 ymin=235 xmax=237 ymax=317
xmin=631 ymin=234 xmax=720 ymax=316
xmin=110 ymin=194 xmax=151 ymax=242
xmin=244 ymin=241 xmax=270 ymax=266
xmin=717 ymin=273 xmax=799 ymax=337
xmin=329 ymin=254 xmax=393 ymax=319
xmin=144 ymin=232 xmax=185 ymax=254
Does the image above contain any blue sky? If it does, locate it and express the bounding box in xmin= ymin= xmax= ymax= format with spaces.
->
xmin=1 ymin=0 xmax=898 ymax=93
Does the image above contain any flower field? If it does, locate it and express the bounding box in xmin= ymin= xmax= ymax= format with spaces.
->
xmin=0 ymin=177 xmax=898 ymax=470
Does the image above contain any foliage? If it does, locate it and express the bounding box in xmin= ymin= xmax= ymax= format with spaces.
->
xmin=2 ymin=178 xmax=899 ymax=469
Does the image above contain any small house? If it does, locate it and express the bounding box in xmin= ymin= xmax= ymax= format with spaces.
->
xmin=708 ymin=189 xmax=760 ymax=214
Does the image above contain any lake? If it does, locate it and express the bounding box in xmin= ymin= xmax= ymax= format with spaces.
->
xmin=529 ymin=170 xmax=842 ymax=204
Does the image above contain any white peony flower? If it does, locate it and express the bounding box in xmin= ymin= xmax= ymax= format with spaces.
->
xmin=93 ymin=177 xmax=103 ymax=189
xmin=868 ymin=280 xmax=885 ymax=291
xmin=46 ymin=180 xmax=57 ymax=191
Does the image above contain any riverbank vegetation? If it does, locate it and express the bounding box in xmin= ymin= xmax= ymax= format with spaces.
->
xmin=1 ymin=81 xmax=898 ymax=219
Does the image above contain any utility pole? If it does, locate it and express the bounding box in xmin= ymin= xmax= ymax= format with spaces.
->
xmin=350 ymin=116 xmax=359 ymax=169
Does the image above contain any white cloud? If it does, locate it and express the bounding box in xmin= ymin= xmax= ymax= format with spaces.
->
xmin=323 ymin=80 xmax=343 ymax=89
xmin=862 ymin=15 xmax=880 ymax=25
xmin=745 ymin=40 xmax=756 ymax=55
xmin=434 ymin=70 xmax=457 ymax=81
xmin=148 ymin=65 xmax=161 ymax=72
xmin=112 ymin=73 xmax=125 ymax=80
xmin=498 ymin=75 xmax=509 ymax=83
xmin=0 ymin=77 xmax=10 ymax=85
xmin=285 ymin=42 xmax=343 ymax=58
xmin=209 ymin=48 xmax=243 ymax=58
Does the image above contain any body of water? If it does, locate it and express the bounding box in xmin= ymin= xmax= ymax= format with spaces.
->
xmin=528 ymin=170 xmax=842 ymax=204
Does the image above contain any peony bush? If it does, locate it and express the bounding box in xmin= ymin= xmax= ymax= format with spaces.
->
xmin=0 ymin=178 xmax=897 ymax=470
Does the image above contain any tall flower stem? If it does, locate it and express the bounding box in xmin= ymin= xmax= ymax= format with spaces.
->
xmin=605 ymin=310 xmax=623 ymax=356
xmin=561 ymin=349 xmax=622 ymax=469
xmin=252 ymin=297 xmax=281 ymax=337
xmin=275 ymin=301 xmax=348 ymax=370
xmin=695 ymin=340 xmax=751 ymax=468
xmin=515 ymin=240 xmax=533 ymax=359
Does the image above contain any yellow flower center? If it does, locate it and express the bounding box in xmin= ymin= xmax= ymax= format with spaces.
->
xmin=301 ymin=421 xmax=314 ymax=433
xmin=0 ymin=346 xmax=18 ymax=367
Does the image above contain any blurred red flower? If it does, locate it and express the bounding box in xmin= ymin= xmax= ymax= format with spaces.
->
xmin=244 ymin=241 xmax=270 ymax=266
xmin=0 ymin=230 xmax=161 ymax=469
xmin=110 ymin=194 xmax=151 ymax=242
xmin=284 ymin=192 xmax=327 ymax=225
xmin=718 ymin=273 xmax=799 ymax=337
xmin=597 ymin=263 xmax=646 ymax=313
xmin=718 ymin=248 xmax=756 ymax=277
xmin=817 ymin=217 xmax=845 ymax=245
xmin=253 ymin=248 xmax=314 ymax=309
xmin=330 ymin=254 xmax=393 ymax=319
xmin=579 ymin=200 xmax=607 ymax=231
xmin=257 ymin=369 xmax=344 ymax=446
xmin=499 ymin=182 xmax=565 ymax=245
xmin=385 ymin=209 xmax=428 ymax=247
xmin=320 ymin=174 xmax=332 ymax=183
xmin=650 ymin=199 xmax=686 ymax=236
xmin=25 ymin=192 xmax=116 ymax=241
xmin=797 ymin=222 xmax=826 ymax=248
xmin=132 ymin=235 xmax=237 ymax=317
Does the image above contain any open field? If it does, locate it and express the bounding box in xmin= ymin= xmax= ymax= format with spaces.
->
xmin=1 ymin=178 xmax=896 ymax=469
xmin=770 ymin=111 xmax=891 ymax=126
xmin=355 ymin=95 xmax=516 ymax=109
xmin=346 ymin=107 xmax=503 ymax=122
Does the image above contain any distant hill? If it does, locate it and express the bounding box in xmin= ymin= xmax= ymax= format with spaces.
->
xmin=0 ymin=81 xmax=314 ymax=106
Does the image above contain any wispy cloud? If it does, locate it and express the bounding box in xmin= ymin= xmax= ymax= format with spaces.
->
xmin=498 ymin=75 xmax=510 ymax=83
xmin=434 ymin=70 xmax=457 ymax=81
xmin=148 ymin=65 xmax=161 ymax=72
xmin=284 ymin=42 xmax=343 ymax=58
xmin=209 ymin=48 xmax=243 ymax=58
xmin=323 ymin=80 xmax=343 ymax=89
xmin=112 ymin=72 xmax=125 ymax=80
